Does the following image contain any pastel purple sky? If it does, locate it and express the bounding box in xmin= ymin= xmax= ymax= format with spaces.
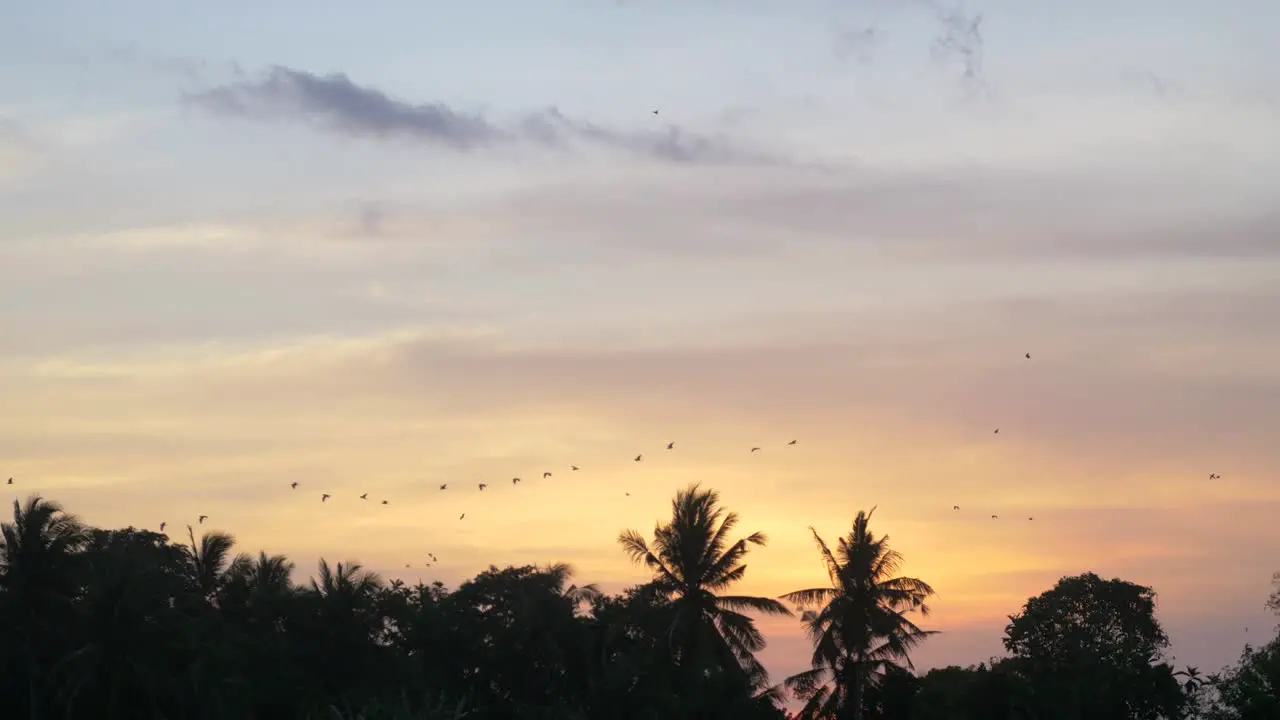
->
xmin=2 ymin=0 xmax=1278 ymax=685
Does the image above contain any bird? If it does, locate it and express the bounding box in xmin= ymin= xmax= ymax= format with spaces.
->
xmin=570 ymin=465 xmax=579 ymax=471
xmin=994 ymin=428 xmax=1000 ymax=434
xmin=198 ymin=515 xmax=208 ymax=524
xmin=750 ymin=447 xmax=761 ymax=453
xmin=625 ymin=492 xmax=631 ymax=496
xmin=1025 ymin=353 xmax=1031 ymax=359
xmin=405 ymin=564 xmax=410 ymax=568
xmin=440 ymin=484 xmax=448 ymax=490
xmin=953 ymin=505 xmax=960 ymax=510
xmin=787 ymin=440 xmax=797 ymax=445
xmin=512 ymin=477 xmax=521 ymax=485
xmin=634 ymin=454 xmax=642 ymax=462
xmin=652 ymin=109 xmax=659 ymax=115
xmin=543 ymin=472 xmax=552 ymax=478
xmin=381 ymin=500 xmax=388 ymax=505
xmin=5 ymin=477 xmax=11 ymax=485
xmin=478 ymin=483 xmax=487 ymax=491
xmin=159 ymin=522 xmax=166 ymax=531
xmin=1028 ymin=517 xmax=1034 ymax=521
xmin=667 ymin=442 xmax=675 ymax=449
xmin=991 ymin=514 xmax=999 ymax=519
xmin=428 ymin=553 xmax=437 ymax=561
xmin=1208 ymin=473 xmax=1220 ymax=480
xmin=359 ymin=493 xmax=367 ymax=500
xmin=459 ymin=513 xmax=466 ymax=520
xmin=321 ymin=494 xmax=330 ymax=502
xmin=290 ymin=482 xmax=298 ymax=489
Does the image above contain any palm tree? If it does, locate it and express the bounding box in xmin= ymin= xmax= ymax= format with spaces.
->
xmin=183 ymin=525 xmax=238 ymax=606
xmin=0 ymin=495 xmax=90 ymax=596
xmin=780 ymin=507 xmax=936 ymax=720
xmin=541 ymin=561 xmax=602 ymax=612
xmin=224 ymin=550 xmax=297 ymax=625
xmin=0 ymin=495 xmax=90 ymax=720
xmin=309 ymin=559 xmax=383 ymax=618
xmin=617 ymin=483 xmax=791 ymax=686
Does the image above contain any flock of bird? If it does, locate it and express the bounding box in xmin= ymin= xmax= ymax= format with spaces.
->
xmin=4 ymin=346 xmax=1227 ymax=572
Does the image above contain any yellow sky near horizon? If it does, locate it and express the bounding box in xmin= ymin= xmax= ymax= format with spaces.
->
xmin=4 ymin=288 xmax=1277 ymax=680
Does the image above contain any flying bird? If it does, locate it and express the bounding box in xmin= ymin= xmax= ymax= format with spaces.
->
xmin=667 ymin=442 xmax=675 ymax=449
xmin=5 ymin=477 xmax=11 ymax=485
xmin=198 ymin=515 xmax=208 ymax=524
xmin=159 ymin=522 xmax=166 ymax=531
xmin=787 ymin=440 xmax=797 ymax=445
xmin=953 ymin=505 xmax=960 ymax=510
xmin=634 ymin=454 xmax=642 ymax=462
xmin=440 ymin=484 xmax=448 ymax=490
xmin=290 ymin=482 xmax=298 ymax=489
xmin=1208 ymin=473 xmax=1220 ymax=480
xmin=993 ymin=428 xmax=999 ymax=434
xmin=381 ymin=500 xmax=388 ymax=505
xmin=750 ymin=447 xmax=761 ymax=453
xmin=459 ymin=513 xmax=466 ymax=520
xmin=478 ymin=483 xmax=487 ymax=491
xmin=991 ymin=514 xmax=999 ymax=519
xmin=1025 ymin=353 xmax=1031 ymax=359
xmin=652 ymin=109 xmax=659 ymax=115
xmin=359 ymin=493 xmax=367 ymax=500
xmin=571 ymin=465 xmax=579 ymax=471
xmin=512 ymin=477 xmax=521 ymax=485
xmin=1028 ymin=517 xmax=1034 ymax=521
xmin=321 ymin=494 xmax=330 ymax=502
xmin=543 ymin=472 xmax=551 ymax=478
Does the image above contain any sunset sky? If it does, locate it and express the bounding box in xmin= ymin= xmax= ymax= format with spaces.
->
xmin=3 ymin=0 xmax=1279 ymax=685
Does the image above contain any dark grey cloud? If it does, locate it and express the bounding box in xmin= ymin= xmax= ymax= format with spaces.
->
xmin=185 ymin=65 xmax=780 ymax=165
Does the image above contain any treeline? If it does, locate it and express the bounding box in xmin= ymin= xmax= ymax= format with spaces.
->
xmin=0 ymin=483 xmax=1275 ymax=719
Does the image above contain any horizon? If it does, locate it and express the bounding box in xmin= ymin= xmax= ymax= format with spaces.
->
xmin=3 ymin=0 xmax=1278 ymax=692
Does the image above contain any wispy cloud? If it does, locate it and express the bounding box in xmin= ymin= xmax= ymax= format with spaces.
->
xmin=184 ymin=65 xmax=781 ymax=165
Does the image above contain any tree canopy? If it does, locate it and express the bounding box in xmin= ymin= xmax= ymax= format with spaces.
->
xmin=0 ymin=493 xmax=1272 ymax=719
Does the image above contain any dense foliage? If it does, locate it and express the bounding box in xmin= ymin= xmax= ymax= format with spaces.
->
xmin=0 ymin=488 xmax=1274 ymax=719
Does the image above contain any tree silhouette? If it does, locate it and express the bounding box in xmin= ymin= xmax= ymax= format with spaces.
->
xmin=779 ymin=507 xmax=936 ymax=720
xmin=617 ymin=482 xmax=792 ymax=694
xmin=1003 ymin=572 xmax=1185 ymax=719
xmin=0 ymin=493 xmax=1269 ymax=719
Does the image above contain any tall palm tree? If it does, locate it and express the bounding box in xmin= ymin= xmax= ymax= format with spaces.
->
xmin=617 ymin=483 xmax=791 ymax=686
xmin=224 ymin=550 xmax=297 ymax=625
xmin=780 ymin=508 xmax=936 ymax=720
xmin=183 ymin=525 xmax=238 ymax=605
xmin=540 ymin=561 xmax=602 ymax=612
xmin=309 ymin=559 xmax=383 ymax=618
xmin=0 ymin=495 xmax=90 ymax=596
xmin=0 ymin=495 xmax=90 ymax=720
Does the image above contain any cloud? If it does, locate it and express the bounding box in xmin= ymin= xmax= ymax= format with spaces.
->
xmin=184 ymin=65 xmax=780 ymax=165
xmin=0 ymin=116 xmax=43 ymax=186
xmin=923 ymin=0 xmax=988 ymax=95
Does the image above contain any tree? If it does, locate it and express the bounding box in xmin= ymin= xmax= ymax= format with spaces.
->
xmin=1266 ymin=571 xmax=1279 ymax=617
xmin=1205 ymin=634 xmax=1280 ymax=720
xmin=617 ymin=484 xmax=791 ymax=696
xmin=0 ymin=495 xmax=90 ymax=720
xmin=780 ymin=508 xmax=936 ymax=720
xmin=1003 ymin=572 xmax=1184 ymax=720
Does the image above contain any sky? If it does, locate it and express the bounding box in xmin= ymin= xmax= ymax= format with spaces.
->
xmin=3 ymin=0 xmax=1280 ymax=688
